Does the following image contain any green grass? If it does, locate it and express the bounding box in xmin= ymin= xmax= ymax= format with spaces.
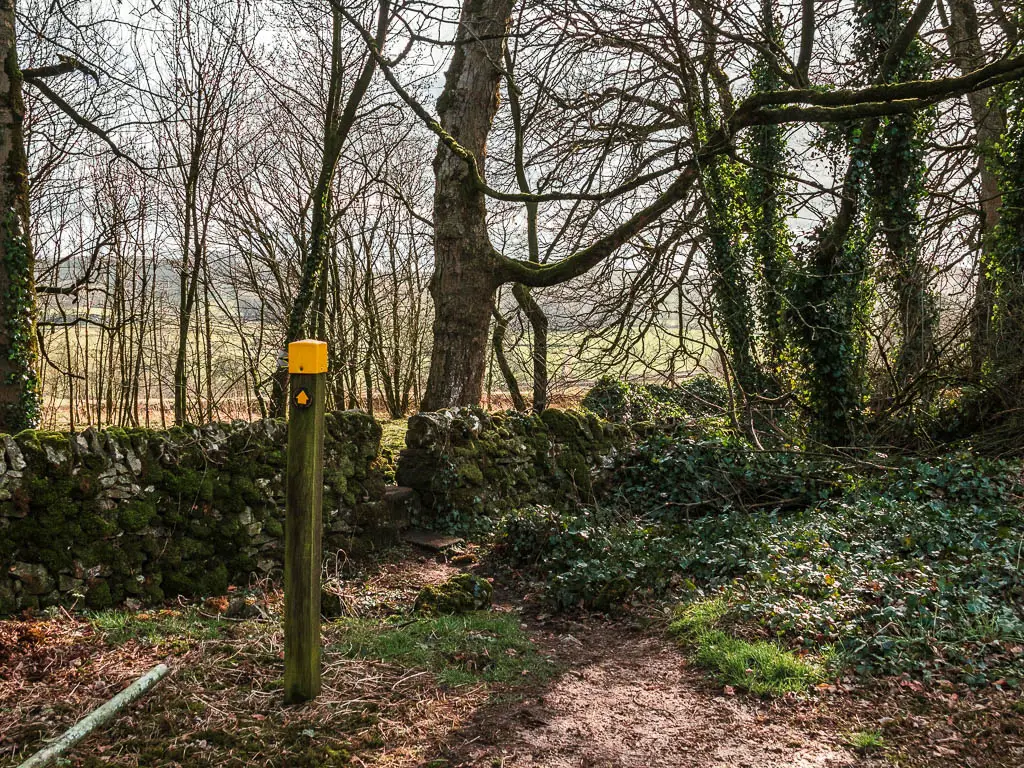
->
xmin=669 ymin=596 xmax=728 ymax=636
xmin=506 ymin=325 xmax=712 ymax=383
xmin=847 ymin=729 xmax=886 ymax=751
xmin=380 ymin=419 xmax=408 ymax=454
xmin=89 ymin=607 xmax=227 ymax=646
xmin=328 ymin=612 xmax=553 ymax=686
xmin=692 ymin=630 xmax=824 ymax=695
xmin=670 ymin=598 xmax=825 ymax=696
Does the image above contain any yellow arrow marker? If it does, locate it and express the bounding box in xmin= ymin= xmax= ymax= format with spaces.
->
xmin=295 ymin=389 xmax=310 ymax=408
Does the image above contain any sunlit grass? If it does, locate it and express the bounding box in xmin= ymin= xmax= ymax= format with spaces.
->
xmin=847 ymin=729 xmax=886 ymax=751
xmin=670 ymin=598 xmax=825 ymax=696
xmin=328 ymin=612 xmax=553 ymax=686
xmin=380 ymin=418 xmax=409 ymax=453
xmin=88 ymin=607 xmax=227 ymax=646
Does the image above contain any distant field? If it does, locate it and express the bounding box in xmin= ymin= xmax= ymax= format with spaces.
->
xmin=34 ymin=316 xmax=719 ymax=429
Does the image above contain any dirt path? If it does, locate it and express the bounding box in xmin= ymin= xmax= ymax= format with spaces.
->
xmin=433 ymin=618 xmax=858 ymax=768
xmin=5 ymin=548 xmax=1017 ymax=767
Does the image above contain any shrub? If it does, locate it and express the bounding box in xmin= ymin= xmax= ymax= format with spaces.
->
xmin=581 ymin=375 xmax=729 ymax=424
xmin=581 ymin=377 xmax=661 ymax=423
xmin=613 ymin=430 xmax=843 ymax=518
xmin=648 ymin=375 xmax=730 ymax=416
xmin=499 ymin=505 xmax=687 ymax=609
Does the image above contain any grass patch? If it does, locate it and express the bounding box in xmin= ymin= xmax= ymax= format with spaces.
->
xmin=380 ymin=419 xmax=408 ymax=454
xmin=691 ymin=630 xmax=824 ymax=695
xmin=329 ymin=612 xmax=552 ymax=686
xmin=379 ymin=419 xmax=409 ymax=483
xmin=847 ymin=729 xmax=886 ymax=751
xmin=669 ymin=596 xmax=728 ymax=636
xmin=670 ymin=598 xmax=825 ymax=696
xmin=89 ymin=607 xmax=227 ymax=647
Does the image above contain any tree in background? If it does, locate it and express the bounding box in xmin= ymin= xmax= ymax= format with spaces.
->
xmin=270 ymin=0 xmax=391 ymax=417
xmin=4 ymin=0 xmax=1024 ymax=439
xmin=861 ymin=0 xmax=937 ymax=395
xmin=743 ymin=2 xmax=792 ymax=391
xmin=938 ymin=0 xmax=1010 ymax=376
xmin=985 ymin=82 xmax=1024 ymax=408
xmin=787 ymin=0 xmax=936 ymax=444
xmin=351 ymin=0 xmax=1024 ymax=425
xmin=698 ymin=152 xmax=762 ymax=399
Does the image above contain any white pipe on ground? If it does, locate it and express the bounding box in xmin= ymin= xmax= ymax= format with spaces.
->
xmin=17 ymin=663 xmax=170 ymax=768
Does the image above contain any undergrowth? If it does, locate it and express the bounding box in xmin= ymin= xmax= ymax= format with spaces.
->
xmin=612 ymin=430 xmax=844 ymax=515
xmin=496 ymin=431 xmax=1024 ymax=687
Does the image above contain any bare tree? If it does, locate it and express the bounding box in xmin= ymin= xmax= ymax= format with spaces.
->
xmin=344 ymin=0 xmax=1024 ymax=412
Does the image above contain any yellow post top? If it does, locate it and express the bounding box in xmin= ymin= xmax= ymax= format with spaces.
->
xmin=288 ymin=339 xmax=328 ymax=374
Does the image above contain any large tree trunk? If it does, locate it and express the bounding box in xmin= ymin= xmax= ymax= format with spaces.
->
xmin=419 ymin=0 xmax=515 ymax=412
xmin=0 ymin=0 xmax=41 ymax=432
xmin=421 ymin=257 xmax=496 ymax=411
xmin=941 ymin=0 xmax=1007 ymax=374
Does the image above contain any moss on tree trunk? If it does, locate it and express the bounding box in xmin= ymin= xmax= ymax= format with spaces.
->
xmin=0 ymin=0 xmax=40 ymax=432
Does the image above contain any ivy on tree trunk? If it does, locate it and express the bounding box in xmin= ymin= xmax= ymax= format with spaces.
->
xmin=743 ymin=20 xmax=793 ymax=391
xmin=0 ymin=0 xmax=41 ymax=432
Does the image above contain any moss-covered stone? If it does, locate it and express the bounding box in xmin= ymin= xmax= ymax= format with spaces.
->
xmin=456 ymin=461 xmax=485 ymax=486
xmin=118 ymin=500 xmax=157 ymax=532
xmin=85 ymin=581 xmax=112 ymax=610
xmin=397 ymin=408 xmax=632 ymax=532
xmin=414 ymin=573 xmax=493 ymax=615
xmin=0 ymin=412 xmax=388 ymax=614
xmin=264 ymin=516 xmax=284 ymax=538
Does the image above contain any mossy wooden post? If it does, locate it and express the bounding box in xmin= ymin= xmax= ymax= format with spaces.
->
xmin=284 ymin=338 xmax=328 ymax=704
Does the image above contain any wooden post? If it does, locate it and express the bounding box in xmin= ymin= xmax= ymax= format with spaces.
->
xmin=284 ymin=338 xmax=327 ymax=704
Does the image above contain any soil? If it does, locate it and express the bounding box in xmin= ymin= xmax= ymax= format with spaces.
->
xmin=439 ymin=625 xmax=857 ymax=768
xmin=3 ymin=546 xmax=1021 ymax=768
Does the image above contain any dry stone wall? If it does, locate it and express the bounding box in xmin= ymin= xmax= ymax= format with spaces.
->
xmin=2 ymin=406 xmax=629 ymax=612
xmin=396 ymin=407 xmax=631 ymax=531
xmin=0 ymin=412 xmax=399 ymax=613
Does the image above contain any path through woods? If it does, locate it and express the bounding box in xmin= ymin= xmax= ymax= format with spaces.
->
xmin=4 ymin=547 xmax=1019 ymax=767
xmin=440 ymin=624 xmax=855 ymax=767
